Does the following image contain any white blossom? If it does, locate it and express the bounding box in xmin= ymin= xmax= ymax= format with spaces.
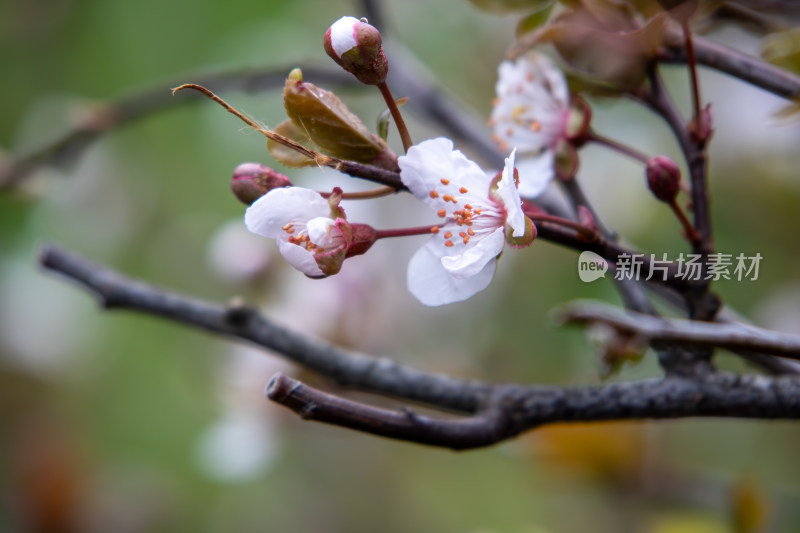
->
xmin=399 ymin=137 xmax=533 ymax=306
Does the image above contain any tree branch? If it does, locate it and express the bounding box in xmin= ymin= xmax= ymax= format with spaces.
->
xmin=267 ymin=373 xmax=510 ymax=450
xmin=39 ymin=244 xmax=800 ymax=450
xmin=662 ymin=33 xmax=800 ymax=100
xmin=38 ymin=243 xmax=490 ymax=413
xmin=0 ymin=66 xmax=357 ymax=191
xmin=560 ymin=301 xmax=800 ymax=361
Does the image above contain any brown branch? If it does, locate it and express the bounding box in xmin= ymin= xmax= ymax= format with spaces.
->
xmin=633 ymin=68 xmax=720 ymax=325
xmin=533 ymin=220 xmax=693 ymax=291
xmin=1 ymin=48 xmax=506 ymax=192
xmin=0 ymin=66 xmax=357 ymax=191
xmin=661 ymin=33 xmax=800 ymax=100
xmin=268 ymin=370 xmax=800 ymax=449
xmin=38 ymin=244 xmax=800 ymax=449
xmin=267 ymin=373 xmax=509 ymax=450
xmin=38 ymin=243 xmax=490 ymax=413
xmin=642 ymin=67 xmax=713 ymax=258
xmin=560 ymin=301 xmax=800 ymax=361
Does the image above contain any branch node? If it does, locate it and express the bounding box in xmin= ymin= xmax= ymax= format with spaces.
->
xmin=223 ymin=297 xmax=256 ymax=326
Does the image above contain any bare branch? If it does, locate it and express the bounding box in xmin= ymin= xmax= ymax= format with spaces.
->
xmin=0 ymin=66 xmax=356 ymax=191
xmin=39 ymin=244 xmax=800 ymax=450
xmin=560 ymin=301 xmax=800 ymax=361
xmin=662 ymin=34 xmax=800 ymax=100
xmin=267 ymin=370 xmax=800 ymax=450
xmin=267 ymin=373 xmax=510 ymax=450
xmin=38 ymin=243 xmax=490 ymax=413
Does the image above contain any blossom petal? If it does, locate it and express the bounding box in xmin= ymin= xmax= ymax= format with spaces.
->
xmin=493 ymin=149 xmax=527 ymax=237
xmin=441 ymin=227 xmax=505 ymax=279
xmin=328 ymin=16 xmax=360 ymax=57
xmin=306 ymin=216 xmax=336 ymax=246
xmin=277 ymin=240 xmax=324 ymax=277
xmin=491 ymin=53 xmax=569 ymax=158
xmin=400 ymin=138 xmax=490 ymax=205
xmin=407 ymin=239 xmax=496 ymax=306
xmin=533 ymin=53 xmax=569 ymax=107
xmin=244 ymin=187 xmax=330 ymax=238
xmin=516 ymin=151 xmax=555 ymax=199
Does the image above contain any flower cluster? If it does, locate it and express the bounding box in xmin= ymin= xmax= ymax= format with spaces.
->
xmin=230 ymin=17 xmax=576 ymax=306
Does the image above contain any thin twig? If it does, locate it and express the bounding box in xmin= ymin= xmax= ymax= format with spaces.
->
xmin=681 ymin=21 xmax=703 ymax=124
xmin=267 ymin=373 xmax=510 ymax=450
xmin=560 ymin=301 xmax=800 ymax=361
xmin=642 ymin=67 xmax=713 ymax=257
xmin=586 ymin=130 xmax=651 ymax=164
xmin=662 ymin=34 xmax=800 ymax=100
xmin=533 ymin=220 xmax=692 ymax=291
xmin=0 ymin=66 xmax=356 ymax=191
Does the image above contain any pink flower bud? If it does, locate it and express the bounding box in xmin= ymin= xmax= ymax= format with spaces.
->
xmin=231 ymin=163 xmax=293 ymax=205
xmin=324 ymin=16 xmax=388 ymax=85
xmin=646 ymin=155 xmax=681 ymax=203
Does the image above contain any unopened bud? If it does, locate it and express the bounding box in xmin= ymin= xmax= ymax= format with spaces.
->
xmin=646 ymin=155 xmax=681 ymax=203
xmin=324 ymin=16 xmax=388 ymax=85
xmin=231 ymin=163 xmax=293 ymax=205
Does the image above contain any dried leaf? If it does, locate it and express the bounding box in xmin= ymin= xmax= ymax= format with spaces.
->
xmin=527 ymin=9 xmax=667 ymax=90
xmin=267 ymin=119 xmax=316 ymax=168
xmin=283 ymin=74 xmax=388 ymax=164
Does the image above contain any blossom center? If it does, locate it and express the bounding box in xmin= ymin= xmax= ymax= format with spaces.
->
xmin=426 ymin=177 xmax=505 ymax=248
xmin=281 ymin=217 xmax=344 ymax=254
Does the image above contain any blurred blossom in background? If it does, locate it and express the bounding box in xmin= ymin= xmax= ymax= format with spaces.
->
xmin=1 ymin=0 xmax=800 ymax=532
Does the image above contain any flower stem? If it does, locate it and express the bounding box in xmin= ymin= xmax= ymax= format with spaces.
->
xmin=375 ymin=224 xmax=438 ymax=240
xmin=682 ymin=20 xmax=702 ymax=123
xmin=378 ymin=82 xmax=414 ymax=153
xmin=586 ymin=130 xmax=650 ymax=164
xmin=321 ymin=186 xmax=396 ymax=200
xmin=522 ymin=208 xmax=597 ymax=241
xmin=668 ymin=199 xmax=703 ymax=247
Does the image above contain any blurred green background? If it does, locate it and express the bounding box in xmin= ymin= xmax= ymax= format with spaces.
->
xmin=1 ymin=0 xmax=800 ymax=531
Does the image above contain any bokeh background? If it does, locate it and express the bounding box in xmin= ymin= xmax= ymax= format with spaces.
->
xmin=2 ymin=0 xmax=800 ymax=531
